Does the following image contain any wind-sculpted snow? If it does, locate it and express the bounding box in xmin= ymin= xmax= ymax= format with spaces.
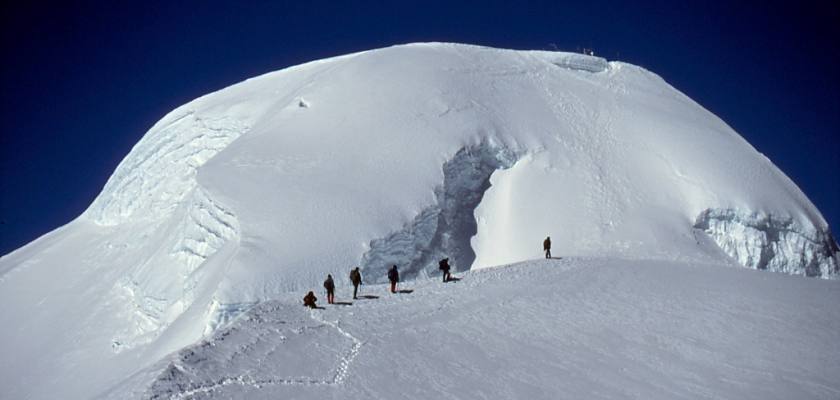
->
xmin=695 ymin=208 xmax=839 ymax=278
xmin=114 ymin=189 xmax=240 ymax=349
xmin=86 ymin=113 xmax=248 ymax=225
xmin=546 ymin=52 xmax=609 ymax=72
xmin=2 ymin=42 xmax=839 ymax=399
xmin=170 ymin=188 xmax=240 ymax=276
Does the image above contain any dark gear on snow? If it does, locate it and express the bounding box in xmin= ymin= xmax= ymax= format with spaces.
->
xmin=439 ymin=258 xmax=452 ymax=282
xmin=303 ymin=291 xmax=318 ymax=308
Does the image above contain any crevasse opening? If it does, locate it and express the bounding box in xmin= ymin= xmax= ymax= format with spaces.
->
xmin=360 ymin=140 xmax=517 ymax=282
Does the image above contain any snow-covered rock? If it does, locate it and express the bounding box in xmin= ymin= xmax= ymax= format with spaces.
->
xmin=1 ymin=43 xmax=837 ymax=399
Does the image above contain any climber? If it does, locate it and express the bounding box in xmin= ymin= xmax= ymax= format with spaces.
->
xmin=349 ymin=267 xmax=362 ymax=299
xmin=544 ymin=236 xmax=552 ymax=259
xmin=303 ymin=291 xmax=318 ymax=308
xmin=324 ymin=274 xmax=335 ymax=304
xmin=439 ymin=258 xmax=452 ymax=282
xmin=388 ymin=265 xmax=399 ymax=293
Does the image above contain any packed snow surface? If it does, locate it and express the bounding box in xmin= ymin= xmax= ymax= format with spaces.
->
xmin=1 ymin=43 xmax=838 ymax=399
xmin=107 ymin=259 xmax=840 ymax=400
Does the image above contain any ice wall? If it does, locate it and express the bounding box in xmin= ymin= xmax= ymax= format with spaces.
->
xmin=90 ymin=112 xmax=248 ymax=350
xmin=360 ymin=141 xmax=517 ymax=282
xmin=694 ymin=208 xmax=839 ymax=278
xmin=85 ymin=113 xmax=247 ymax=225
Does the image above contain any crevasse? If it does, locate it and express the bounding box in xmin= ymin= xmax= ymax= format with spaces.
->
xmin=360 ymin=140 xmax=517 ymax=282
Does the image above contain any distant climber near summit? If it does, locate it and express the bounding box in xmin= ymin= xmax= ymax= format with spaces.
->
xmin=544 ymin=236 xmax=552 ymax=259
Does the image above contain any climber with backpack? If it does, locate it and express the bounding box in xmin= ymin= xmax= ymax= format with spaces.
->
xmin=323 ymin=274 xmax=336 ymax=304
xmin=349 ymin=267 xmax=362 ymax=299
xmin=388 ymin=265 xmax=399 ymax=293
xmin=543 ymin=236 xmax=552 ymax=259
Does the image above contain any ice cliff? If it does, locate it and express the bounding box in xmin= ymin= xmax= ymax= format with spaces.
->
xmin=695 ymin=208 xmax=838 ymax=277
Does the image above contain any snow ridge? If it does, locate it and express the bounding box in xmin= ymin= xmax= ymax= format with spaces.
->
xmin=112 ymin=258 xmax=840 ymax=400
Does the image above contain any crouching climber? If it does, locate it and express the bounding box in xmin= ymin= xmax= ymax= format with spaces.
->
xmin=439 ymin=258 xmax=452 ymax=282
xmin=303 ymin=291 xmax=318 ymax=308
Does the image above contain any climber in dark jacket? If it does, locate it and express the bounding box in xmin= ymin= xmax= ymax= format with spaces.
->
xmin=543 ymin=236 xmax=552 ymax=259
xmin=324 ymin=274 xmax=335 ymax=304
xmin=439 ymin=258 xmax=452 ymax=282
xmin=349 ymin=267 xmax=362 ymax=299
xmin=303 ymin=291 xmax=318 ymax=308
xmin=388 ymin=265 xmax=399 ymax=293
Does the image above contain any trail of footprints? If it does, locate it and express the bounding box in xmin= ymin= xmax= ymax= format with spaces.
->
xmin=154 ymin=304 xmax=364 ymax=400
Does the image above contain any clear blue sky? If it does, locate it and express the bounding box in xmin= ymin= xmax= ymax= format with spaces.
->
xmin=1 ymin=1 xmax=838 ymax=255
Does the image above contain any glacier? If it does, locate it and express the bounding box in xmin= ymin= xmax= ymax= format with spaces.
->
xmin=0 ymin=42 xmax=838 ymax=399
xmin=695 ymin=208 xmax=838 ymax=277
xmin=360 ymin=139 xmax=518 ymax=282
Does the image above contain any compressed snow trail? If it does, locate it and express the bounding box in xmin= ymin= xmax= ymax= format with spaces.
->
xmin=158 ymin=306 xmax=365 ymax=399
xmin=101 ymin=300 xmax=368 ymax=400
xmin=309 ymin=309 xmax=365 ymax=385
xmin=113 ymin=258 xmax=840 ymax=400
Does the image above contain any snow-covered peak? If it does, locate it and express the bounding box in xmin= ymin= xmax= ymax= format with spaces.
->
xmin=1 ymin=43 xmax=837 ymax=400
xmin=84 ymin=44 xmax=612 ymax=225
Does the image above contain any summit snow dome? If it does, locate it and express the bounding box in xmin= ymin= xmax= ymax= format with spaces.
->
xmin=1 ymin=43 xmax=838 ymax=399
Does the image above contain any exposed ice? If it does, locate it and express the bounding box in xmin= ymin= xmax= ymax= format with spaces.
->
xmin=86 ymin=113 xmax=248 ymax=225
xmin=361 ymin=140 xmax=518 ymax=282
xmin=695 ymin=208 xmax=839 ymax=278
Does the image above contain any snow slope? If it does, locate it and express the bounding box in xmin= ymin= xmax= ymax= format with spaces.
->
xmin=1 ymin=43 xmax=838 ymax=399
xmin=105 ymin=258 xmax=840 ymax=400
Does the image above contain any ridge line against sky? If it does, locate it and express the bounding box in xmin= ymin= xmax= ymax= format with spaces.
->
xmin=1 ymin=1 xmax=838 ymax=255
